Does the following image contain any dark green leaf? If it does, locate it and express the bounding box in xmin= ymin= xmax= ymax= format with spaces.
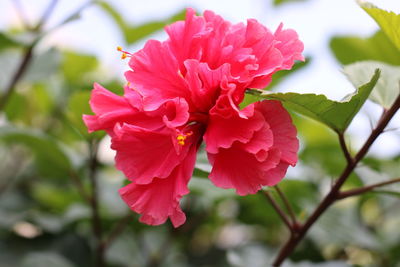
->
xmin=21 ymin=252 xmax=75 ymax=267
xmin=250 ymin=69 xmax=380 ymax=133
xmin=240 ymin=58 xmax=311 ymax=109
xmin=0 ymin=32 xmax=22 ymax=51
xmin=0 ymin=127 xmax=71 ymax=177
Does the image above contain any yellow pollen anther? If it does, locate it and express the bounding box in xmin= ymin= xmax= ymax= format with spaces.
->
xmin=117 ymin=46 xmax=132 ymax=60
xmin=176 ymin=131 xmax=193 ymax=146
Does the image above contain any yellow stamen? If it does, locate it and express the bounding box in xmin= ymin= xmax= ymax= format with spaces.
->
xmin=176 ymin=131 xmax=193 ymax=146
xmin=117 ymin=46 xmax=123 ymax=51
xmin=121 ymin=53 xmax=127 ymax=59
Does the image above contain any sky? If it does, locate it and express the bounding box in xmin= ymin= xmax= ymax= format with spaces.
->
xmin=0 ymin=0 xmax=399 ymax=157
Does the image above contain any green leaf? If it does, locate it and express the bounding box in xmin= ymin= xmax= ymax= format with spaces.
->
xmin=0 ymin=127 xmax=71 ymax=177
xmin=67 ymin=91 xmax=104 ymax=140
xmin=273 ymin=0 xmax=308 ymax=6
xmin=61 ymin=51 xmax=98 ymax=84
xmin=21 ymin=252 xmax=75 ymax=267
xmin=360 ymin=1 xmax=400 ymax=51
xmin=99 ymin=1 xmax=186 ymax=44
xmin=0 ymin=32 xmax=22 ymax=51
xmin=330 ymin=30 xmax=400 ymax=65
xmin=267 ymin=57 xmax=311 ymax=89
xmin=251 ymin=69 xmax=380 ymax=133
xmin=24 ymin=48 xmax=62 ymax=82
xmin=240 ymin=58 xmax=311 ymax=109
xmin=343 ymin=61 xmax=400 ymax=109
xmin=193 ymin=168 xmax=209 ymax=179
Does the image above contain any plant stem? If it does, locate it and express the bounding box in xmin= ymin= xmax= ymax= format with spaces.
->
xmin=103 ymin=213 xmax=132 ymax=250
xmin=337 ymin=177 xmax=400 ymax=199
xmin=338 ymin=132 xmax=353 ymax=164
xmin=274 ymin=185 xmax=298 ymax=227
xmin=262 ymin=190 xmax=294 ymax=232
xmin=272 ymin=93 xmax=400 ymax=266
xmin=87 ymin=140 xmax=105 ymax=267
xmin=0 ymin=0 xmax=59 ymax=111
xmin=0 ymin=43 xmax=35 ymax=111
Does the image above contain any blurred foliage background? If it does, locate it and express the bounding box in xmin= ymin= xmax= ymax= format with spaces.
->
xmin=0 ymin=0 xmax=399 ymax=267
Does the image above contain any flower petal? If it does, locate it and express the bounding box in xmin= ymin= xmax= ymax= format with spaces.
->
xmin=125 ymin=40 xmax=190 ymax=109
xmin=119 ymin=143 xmax=197 ymax=227
xmin=256 ymin=100 xmax=299 ymax=166
xmin=111 ymin=123 xmax=192 ymax=184
xmin=208 ymin=143 xmax=281 ymax=196
xmin=204 ymin=103 xmax=264 ymax=154
xmin=83 ymin=83 xmax=137 ymax=133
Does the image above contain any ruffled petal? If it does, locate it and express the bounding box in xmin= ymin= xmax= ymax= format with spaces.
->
xmin=165 ymin=8 xmax=209 ymax=72
xmin=125 ymin=40 xmax=190 ymax=109
xmin=274 ymin=23 xmax=305 ymax=70
xmin=119 ymin=143 xmax=198 ymax=227
xmin=204 ymin=102 xmax=264 ymax=154
xmin=83 ymin=83 xmax=137 ymax=133
xmin=208 ymin=142 xmax=281 ymax=196
xmin=256 ymin=100 xmax=299 ymax=166
xmin=111 ymin=123 xmax=194 ymax=184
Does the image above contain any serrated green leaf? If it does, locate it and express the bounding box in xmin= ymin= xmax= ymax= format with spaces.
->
xmin=359 ymin=1 xmax=400 ymax=51
xmin=99 ymin=1 xmax=186 ymax=44
xmin=240 ymin=58 xmax=311 ymax=109
xmin=251 ymin=69 xmax=380 ymax=133
xmin=343 ymin=61 xmax=400 ymax=109
xmin=330 ymin=30 xmax=400 ymax=65
xmin=0 ymin=127 xmax=71 ymax=177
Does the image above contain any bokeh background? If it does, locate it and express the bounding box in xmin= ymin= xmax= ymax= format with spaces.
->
xmin=0 ymin=0 xmax=399 ymax=266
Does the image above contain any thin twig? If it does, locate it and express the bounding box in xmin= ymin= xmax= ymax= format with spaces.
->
xmin=0 ymin=43 xmax=35 ymax=111
xmin=69 ymin=170 xmax=91 ymax=204
xmin=262 ymin=190 xmax=293 ymax=232
xmin=33 ymin=0 xmax=59 ymax=31
xmin=272 ymin=93 xmax=400 ymax=266
xmin=274 ymin=185 xmax=299 ymax=228
xmin=337 ymin=177 xmax=400 ymax=199
xmin=338 ymin=132 xmax=353 ymax=164
xmin=12 ymin=0 xmax=32 ymax=30
xmin=103 ymin=213 xmax=132 ymax=250
xmin=0 ymin=0 xmax=61 ymax=111
xmin=88 ymin=140 xmax=105 ymax=267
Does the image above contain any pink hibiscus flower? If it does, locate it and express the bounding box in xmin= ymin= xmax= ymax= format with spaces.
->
xmin=83 ymin=8 xmax=303 ymax=227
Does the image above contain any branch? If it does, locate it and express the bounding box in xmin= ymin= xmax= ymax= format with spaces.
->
xmin=272 ymin=93 xmax=400 ymax=266
xmin=69 ymin=170 xmax=91 ymax=204
xmin=12 ymin=0 xmax=32 ymax=30
xmin=274 ymin=185 xmax=299 ymax=228
xmin=103 ymin=213 xmax=132 ymax=250
xmin=337 ymin=177 xmax=400 ymax=199
xmin=262 ymin=190 xmax=294 ymax=232
xmin=33 ymin=0 xmax=59 ymax=31
xmin=0 ymin=0 xmax=60 ymax=111
xmin=338 ymin=132 xmax=353 ymax=164
xmin=0 ymin=43 xmax=35 ymax=111
xmin=87 ymin=140 xmax=105 ymax=267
